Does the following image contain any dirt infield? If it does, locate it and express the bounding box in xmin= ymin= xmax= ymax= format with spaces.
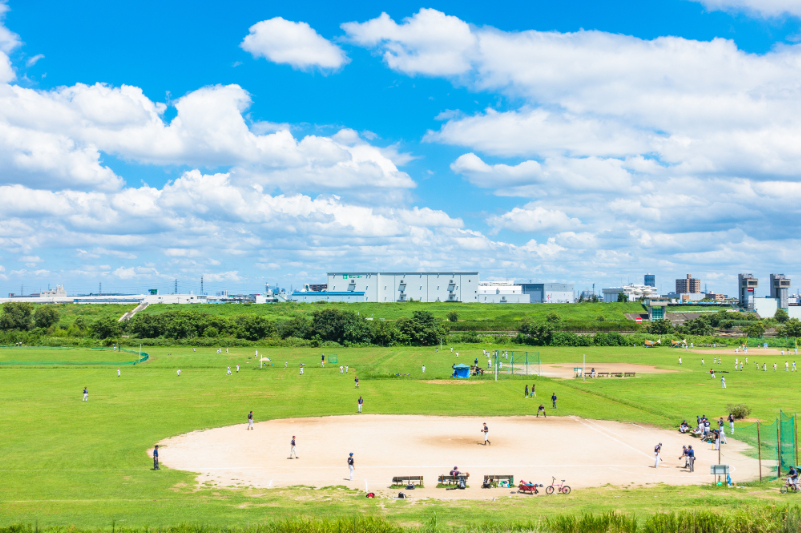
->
xmin=540 ymin=363 xmax=676 ymax=379
xmin=159 ymin=415 xmax=759 ymax=500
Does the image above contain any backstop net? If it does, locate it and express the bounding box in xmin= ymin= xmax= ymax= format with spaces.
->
xmin=327 ymin=354 xmax=338 ymax=364
xmin=492 ymin=350 xmax=541 ymax=378
xmin=732 ymin=411 xmax=797 ymax=481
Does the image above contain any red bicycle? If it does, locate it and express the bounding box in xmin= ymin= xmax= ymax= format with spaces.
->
xmin=545 ymin=476 xmax=572 ymax=495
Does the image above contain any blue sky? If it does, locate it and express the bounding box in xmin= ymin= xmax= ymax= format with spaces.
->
xmin=1 ymin=0 xmax=800 ymax=297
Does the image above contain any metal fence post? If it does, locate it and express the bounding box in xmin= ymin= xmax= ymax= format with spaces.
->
xmin=757 ymin=421 xmax=762 ymax=482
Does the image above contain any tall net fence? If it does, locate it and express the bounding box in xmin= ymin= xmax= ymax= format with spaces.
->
xmin=732 ymin=412 xmax=797 ymax=480
xmin=491 ymin=350 xmax=541 ymax=378
xmin=0 ymin=345 xmax=149 ymax=366
xmin=744 ymin=337 xmax=800 ymax=349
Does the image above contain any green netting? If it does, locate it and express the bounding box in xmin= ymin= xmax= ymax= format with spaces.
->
xmin=327 ymin=355 xmax=338 ymax=364
xmin=492 ymin=350 xmax=541 ymax=378
xmin=0 ymin=345 xmax=149 ymax=366
xmin=780 ymin=410 xmax=797 ymax=471
xmin=745 ymin=337 xmax=800 ymax=349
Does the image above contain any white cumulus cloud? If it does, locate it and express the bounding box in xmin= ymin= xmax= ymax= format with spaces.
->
xmin=242 ymin=17 xmax=348 ymax=70
xmin=690 ymin=0 xmax=801 ymax=18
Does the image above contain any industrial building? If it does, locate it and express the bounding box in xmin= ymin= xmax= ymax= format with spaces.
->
xmin=770 ymin=274 xmax=792 ymax=309
xmin=675 ymin=274 xmax=701 ymax=294
xmin=319 ymin=272 xmax=479 ymax=303
xmin=738 ymin=273 xmax=758 ymax=310
xmin=477 ymin=281 xmax=531 ymax=303
xmin=517 ymin=282 xmax=574 ymax=303
xmin=602 ymin=284 xmax=658 ymax=302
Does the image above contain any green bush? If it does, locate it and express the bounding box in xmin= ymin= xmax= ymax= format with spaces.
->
xmin=726 ymin=404 xmax=752 ymax=419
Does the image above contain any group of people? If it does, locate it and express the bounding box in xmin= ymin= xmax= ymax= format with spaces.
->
xmin=679 ymin=413 xmax=733 ymax=450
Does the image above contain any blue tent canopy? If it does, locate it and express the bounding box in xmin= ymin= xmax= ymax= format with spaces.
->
xmin=453 ymin=364 xmax=470 ymax=379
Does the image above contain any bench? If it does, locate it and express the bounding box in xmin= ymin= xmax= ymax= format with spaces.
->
xmin=392 ymin=475 xmax=423 ymax=487
xmin=438 ymin=473 xmax=470 ymax=485
xmin=596 ymin=372 xmax=610 ymax=378
xmin=624 ymin=372 xmax=636 ymax=377
xmin=483 ymin=474 xmax=514 ymax=488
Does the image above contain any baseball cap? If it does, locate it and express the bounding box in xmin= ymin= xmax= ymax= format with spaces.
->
xmin=659 ymin=442 xmax=662 ymax=445
xmin=349 ymin=453 xmax=353 ymax=456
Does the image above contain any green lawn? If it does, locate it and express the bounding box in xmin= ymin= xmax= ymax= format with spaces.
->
xmin=2 ymin=343 xmax=800 ymax=528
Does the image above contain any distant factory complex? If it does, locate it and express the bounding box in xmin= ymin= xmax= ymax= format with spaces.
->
xmin=2 ymin=270 xmax=800 ymax=320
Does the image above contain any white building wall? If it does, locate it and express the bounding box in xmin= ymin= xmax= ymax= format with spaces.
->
xmin=326 ymin=272 xmax=479 ymax=303
xmin=544 ymin=290 xmax=574 ymax=303
xmin=479 ymin=293 xmax=531 ymax=303
xmin=754 ymin=297 xmax=779 ymax=319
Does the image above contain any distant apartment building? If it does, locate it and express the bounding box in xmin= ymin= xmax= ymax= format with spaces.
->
xmin=675 ymin=274 xmax=701 ymax=294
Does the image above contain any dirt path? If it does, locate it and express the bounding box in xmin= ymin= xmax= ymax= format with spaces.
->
xmin=539 ymin=363 xmax=676 ymax=379
xmin=159 ymin=415 xmax=759 ymax=500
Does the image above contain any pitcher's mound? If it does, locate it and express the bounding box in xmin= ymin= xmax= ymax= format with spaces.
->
xmin=159 ymin=415 xmax=758 ymax=500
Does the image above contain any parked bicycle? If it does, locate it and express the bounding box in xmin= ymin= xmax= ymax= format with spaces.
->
xmin=546 ymin=476 xmax=572 ymax=495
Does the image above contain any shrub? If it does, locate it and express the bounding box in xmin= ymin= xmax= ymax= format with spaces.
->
xmin=446 ymin=311 xmax=459 ymax=322
xmin=726 ymin=404 xmax=752 ymax=419
xmin=775 ymin=308 xmax=789 ymax=324
xmin=545 ymin=311 xmax=561 ymax=323
xmin=33 ymin=306 xmax=60 ymax=329
xmin=596 ymin=315 xmax=605 ymax=322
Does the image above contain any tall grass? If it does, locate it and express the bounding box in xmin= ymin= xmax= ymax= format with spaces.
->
xmin=4 ymin=506 xmax=801 ymax=533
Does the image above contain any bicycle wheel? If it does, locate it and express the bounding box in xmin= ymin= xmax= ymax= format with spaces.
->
xmin=562 ymin=486 xmax=572 ymax=495
xmin=781 ymin=485 xmax=789 ymax=494
xmin=546 ymin=486 xmax=554 ymax=495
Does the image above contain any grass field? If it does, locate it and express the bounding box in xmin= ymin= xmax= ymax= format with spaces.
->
xmin=2 ymin=343 xmax=800 ymax=528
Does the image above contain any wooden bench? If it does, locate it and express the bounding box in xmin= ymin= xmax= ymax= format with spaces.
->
xmin=596 ymin=372 xmax=610 ymax=378
xmin=392 ymin=475 xmax=423 ymax=487
xmin=624 ymin=372 xmax=636 ymax=377
xmin=438 ymin=473 xmax=470 ymax=485
xmin=483 ymin=474 xmax=514 ymax=488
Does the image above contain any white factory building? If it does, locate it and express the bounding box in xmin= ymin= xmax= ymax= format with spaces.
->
xmin=477 ymin=281 xmax=531 ymax=303
xmin=602 ymin=284 xmax=659 ymax=302
xmin=297 ymin=272 xmax=480 ymax=303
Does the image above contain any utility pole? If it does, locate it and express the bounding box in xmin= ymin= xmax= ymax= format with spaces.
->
xmin=99 ymin=282 xmax=102 ymax=295
xmin=201 ymin=276 xmax=204 ymax=295
xmin=174 ymin=279 xmax=177 ymax=294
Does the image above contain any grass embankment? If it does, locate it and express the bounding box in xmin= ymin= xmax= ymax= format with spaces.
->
xmin=2 ymin=344 xmax=800 ymax=527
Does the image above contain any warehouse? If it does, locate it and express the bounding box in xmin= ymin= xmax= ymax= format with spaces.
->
xmin=325 ymin=272 xmax=479 ymax=303
xmin=517 ymin=282 xmax=574 ymax=303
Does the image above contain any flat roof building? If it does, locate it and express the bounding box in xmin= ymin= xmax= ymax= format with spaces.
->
xmin=676 ymin=274 xmax=701 ymax=294
xmin=326 ymin=272 xmax=479 ymax=303
xmin=516 ymin=282 xmax=574 ymax=303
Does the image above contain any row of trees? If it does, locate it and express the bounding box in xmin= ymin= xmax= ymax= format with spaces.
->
xmin=515 ymin=319 xmax=632 ymax=346
xmin=644 ymin=309 xmax=800 ymax=338
xmin=0 ymin=304 xmax=449 ymax=346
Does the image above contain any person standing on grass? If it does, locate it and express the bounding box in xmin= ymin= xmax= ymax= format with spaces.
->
xmin=654 ymin=443 xmax=662 ymax=468
xmin=794 ymin=361 xmax=797 ymax=371
xmin=358 ymin=396 xmax=363 ymax=413
xmin=247 ymin=410 xmax=253 ymax=430
xmin=227 ymin=365 xmax=232 ymax=376
xmin=710 ymin=368 xmax=715 ymax=379
xmin=422 ymin=365 xmax=425 ymax=374
xmin=153 ymin=445 xmax=160 ymax=470
xmin=321 ymin=354 xmax=325 ymax=368
xmin=740 ymin=362 xmax=743 ymax=371
xmin=537 ymin=404 xmax=546 ymax=418
xmin=679 ymin=357 xmax=682 ymax=365
xmin=236 ymin=364 xmax=239 ymax=373
xmin=774 ymin=363 xmax=777 ymax=371
xmin=787 ymin=361 xmax=790 ymax=371
xmin=300 ymin=363 xmax=304 ymax=375
xmin=290 ymin=436 xmax=298 ymax=459
xmin=531 ymin=383 xmax=536 ymax=397
xmin=551 ymin=393 xmax=557 ymax=409
xmin=177 ymin=369 xmax=181 ymax=376
xmin=82 ymin=386 xmax=88 ymax=402
xmin=340 ymin=365 xmax=344 ymax=374
xmin=524 ymin=384 xmax=529 ymax=398
xmin=355 ymin=377 xmax=359 ymax=388
xmin=348 ymin=453 xmax=355 ymax=481
xmin=482 ymin=422 xmax=490 ymax=445
xmin=728 ymin=413 xmax=735 ymax=434
xmin=721 ymin=376 xmax=726 ymax=389
xmin=345 ymin=365 xmax=349 ymax=373
xmin=702 ymin=358 xmax=704 ymax=365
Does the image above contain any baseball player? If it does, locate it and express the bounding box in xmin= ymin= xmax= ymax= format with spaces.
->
xmin=728 ymin=413 xmax=735 ymax=434
xmin=450 ymin=347 xmax=453 ymax=353
xmin=679 ymin=357 xmax=682 ymax=365
xmin=247 ymin=410 xmax=253 ymax=430
xmin=702 ymin=358 xmax=704 ymax=366
xmin=300 ymin=363 xmax=304 ymax=375
xmin=355 ymin=377 xmax=359 ymax=388
xmin=236 ymin=364 xmax=240 ymax=373
xmin=654 ymin=443 xmax=662 ymax=468
xmin=531 ymin=383 xmax=536 ymax=397
xmin=321 ymin=354 xmax=325 ymax=367
xmin=117 ymin=368 xmax=120 ymax=377
xmin=551 ymin=393 xmax=557 ymax=409
xmin=721 ymin=376 xmax=726 ymax=389
xmin=687 ymin=445 xmax=695 ymax=472
xmin=794 ymin=361 xmax=797 ymax=371
xmin=482 ymin=422 xmax=490 ymax=445
xmin=358 ymin=396 xmax=363 ymax=413
xmin=524 ymin=384 xmax=528 ymax=398
xmin=422 ymin=365 xmax=426 ymax=374
xmin=740 ymin=362 xmax=743 ymax=371
xmin=290 ymin=436 xmax=298 ymax=458
xmin=537 ymin=404 xmax=546 ymax=417
xmin=177 ymin=369 xmax=181 ymax=376
xmin=774 ymin=363 xmax=777 ymax=371
xmin=82 ymin=386 xmax=88 ymax=402
xmin=348 ymin=453 xmax=355 ymax=480
xmin=153 ymin=445 xmax=160 ymax=470
xmin=340 ymin=365 xmax=344 ymax=374
xmin=345 ymin=365 xmax=349 ymax=373
xmin=787 ymin=361 xmax=790 ymax=371
xmin=227 ymin=366 xmax=232 ymax=375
